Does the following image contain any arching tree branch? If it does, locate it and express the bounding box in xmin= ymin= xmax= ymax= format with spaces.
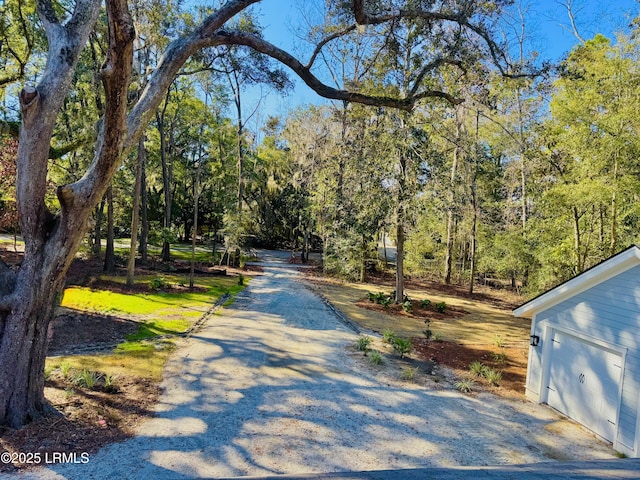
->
xmin=217 ymin=31 xmax=462 ymax=110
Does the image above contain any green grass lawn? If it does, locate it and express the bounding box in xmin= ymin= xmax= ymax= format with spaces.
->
xmin=50 ymin=273 xmax=247 ymax=381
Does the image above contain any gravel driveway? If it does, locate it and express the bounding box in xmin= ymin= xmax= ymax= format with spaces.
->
xmin=9 ymin=250 xmax=615 ymax=479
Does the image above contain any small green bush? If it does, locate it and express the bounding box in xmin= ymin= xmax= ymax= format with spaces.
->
xmin=369 ymin=350 xmax=384 ymax=365
xmin=150 ymin=276 xmax=170 ymax=290
xmin=493 ymin=352 xmax=507 ymax=363
xmin=494 ymin=335 xmax=505 ymax=348
xmin=366 ymin=292 xmax=376 ymax=302
xmin=382 ymin=328 xmax=397 ymax=343
xmin=484 ymin=368 xmax=503 ymax=386
xmin=455 ymin=379 xmax=474 ymax=393
xmin=402 ymin=300 xmax=412 ymax=313
xmin=401 ymin=366 xmax=418 ymax=382
xmin=356 ymin=335 xmax=372 ymax=353
xmin=420 ymin=299 xmax=431 ymax=308
xmin=380 ymin=296 xmax=392 ymax=309
xmin=469 ymin=361 xmax=485 ymax=376
xmin=74 ymin=369 xmax=100 ymax=390
xmin=59 ymin=361 xmax=72 ymax=378
xmin=392 ymin=337 xmax=412 ymax=358
xmin=435 ymin=301 xmax=447 ymax=313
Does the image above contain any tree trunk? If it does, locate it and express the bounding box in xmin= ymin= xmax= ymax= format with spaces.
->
xmin=573 ymin=205 xmax=583 ymax=273
xmin=139 ymin=154 xmax=148 ymax=263
xmin=92 ymin=195 xmax=105 ymax=256
xmin=104 ymin=185 xmax=116 ymax=274
xmin=395 ymin=213 xmax=405 ymax=303
xmin=126 ymin=137 xmax=145 ymax=286
xmin=610 ymin=156 xmax=618 ymax=256
xmin=444 ymin=107 xmax=462 ymax=284
xmin=157 ymin=104 xmax=173 ymax=262
xmin=190 ymin=165 xmax=201 ymax=290
xmin=0 ymin=0 xmax=132 ymax=427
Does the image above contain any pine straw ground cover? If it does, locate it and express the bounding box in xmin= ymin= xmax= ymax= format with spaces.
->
xmin=0 ymin=253 xmax=252 ymax=473
xmin=307 ymin=269 xmax=531 ymax=398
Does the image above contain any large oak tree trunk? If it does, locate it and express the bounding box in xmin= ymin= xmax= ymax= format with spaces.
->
xmin=0 ymin=0 xmax=133 ymax=427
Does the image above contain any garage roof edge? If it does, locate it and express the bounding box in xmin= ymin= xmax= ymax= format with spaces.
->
xmin=513 ymin=245 xmax=640 ymax=318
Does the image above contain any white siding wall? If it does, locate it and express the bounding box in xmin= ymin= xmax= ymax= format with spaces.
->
xmin=533 ymin=265 xmax=640 ymax=453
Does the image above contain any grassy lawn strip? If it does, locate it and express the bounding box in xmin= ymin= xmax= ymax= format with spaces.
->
xmin=61 ymin=275 xmax=245 ymax=316
xmin=48 ymin=275 xmax=248 ymax=383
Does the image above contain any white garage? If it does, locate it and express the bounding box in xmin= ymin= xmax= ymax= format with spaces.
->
xmin=514 ymin=245 xmax=640 ymax=457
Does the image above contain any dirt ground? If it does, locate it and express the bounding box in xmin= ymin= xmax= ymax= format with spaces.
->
xmin=307 ymin=268 xmax=530 ymax=398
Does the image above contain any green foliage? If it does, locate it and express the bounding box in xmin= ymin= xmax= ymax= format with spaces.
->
xmin=401 ymin=366 xmax=418 ymax=382
xmin=492 ymin=352 xmax=507 ymax=363
xmin=74 ymin=370 xmax=100 ymax=390
xmin=356 ymin=335 xmax=372 ymax=353
xmin=455 ymin=379 xmax=475 ymax=393
xmin=382 ymin=328 xmax=397 ymax=343
xmin=391 ymin=337 xmax=412 ymax=358
xmin=435 ymin=302 xmax=447 ymax=313
xmin=150 ymin=276 xmax=170 ymax=290
xmin=420 ymin=299 xmax=431 ymax=308
xmin=469 ymin=361 xmax=485 ymax=376
xmin=432 ymin=332 xmax=443 ymax=342
xmin=402 ymin=300 xmax=412 ymax=313
xmin=237 ymin=274 xmax=245 ymax=286
xmin=369 ymin=350 xmax=384 ymax=365
xmin=380 ymin=296 xmax=392 ymax=309
xmin=493 ymin=335 xmax=505 ymax=348
xmin=58 ymin=361 xmax=72 ymax=379
xmin=483 ymin=368 xmax=503 ymax=386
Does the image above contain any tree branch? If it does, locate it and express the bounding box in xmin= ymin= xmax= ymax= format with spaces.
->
xmin=351 ymin=1 xmax=534 ymax=78
xmin=217 ymin=31 xmax=462 ymax=110
xmin=306 ymin=24 xmax=358 ymax=69
xmin=125 ymin=0 xmax=261 ymax=151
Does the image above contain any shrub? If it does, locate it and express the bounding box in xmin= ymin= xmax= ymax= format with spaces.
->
xmin=356 ymin=335 xmax=372 ymax=353
xmin=469 ymin=361 xmax=485 ymax=376
xmin=432 ymin=332 xmax=443 ymax=342
xmin=380 ymin=296 xmax=392 ymax=309
xmin=102 ymin=373 xmax=119 ymax=393
xmin=435 ymin=301 xmax=447 ymax=313
xmin=455 ymin=379 xmax=474 ymax=393
xmin=392 ymin=337 xmax=412 ymax=358
xmin=369 ymin=350 xmax=384 ymax=365
xmin=74 ymin=369 xmax=100 ymax=390
xmin=484 ymin=368 xmax=503 ymax=386
xmin=150 ymin=276 xmax=170 ymax=290
xmin=382 ymin=328 xmax=397 ymax=343
xmin=494 ymin=335 xmax=505 ymax=348
xmin=423 ymin=318 xmax=432 ymax=340
xmin=420 ymin=299 xmax=431 ymax=308
xmin=58 ymin=361 xmax=72 ymax=379
xmin=401 ymin=366 xmax=418 ymax=382
xmin=492 ymin=352 xmax=507 ymax=363
xmin=366 ymin=292 xmax=376 ymax=302
xmin=402 ymin=300 xmax=412 ymax=313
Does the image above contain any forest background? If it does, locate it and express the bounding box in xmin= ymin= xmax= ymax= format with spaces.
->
xmin=2 ymin=0 xmax=640 ymax=302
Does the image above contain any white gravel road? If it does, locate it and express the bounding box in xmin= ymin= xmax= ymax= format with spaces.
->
xmin=5 ymin=250 xmax=616 ymax=479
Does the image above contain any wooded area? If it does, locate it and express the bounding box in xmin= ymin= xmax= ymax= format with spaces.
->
xmin=0 ymin=0 xmax=639 ymax=428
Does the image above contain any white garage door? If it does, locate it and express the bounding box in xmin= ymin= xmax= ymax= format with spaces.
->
xmin=546 ymin=330 xmax=622 ymax=441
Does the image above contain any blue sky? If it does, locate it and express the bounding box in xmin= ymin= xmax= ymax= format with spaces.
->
xmin=239 ymin=0 xmax=640 ymax=128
